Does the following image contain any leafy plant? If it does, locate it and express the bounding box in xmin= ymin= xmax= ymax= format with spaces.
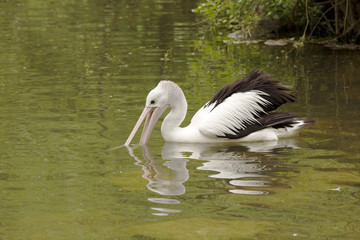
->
xmin=193 ymin=0 xmax=296 ymax=31
xmin=194 ymin=0 xmax=360 ymax=44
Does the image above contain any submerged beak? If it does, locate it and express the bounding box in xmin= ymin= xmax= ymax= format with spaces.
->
xmin=124 ymin=106 xmax=166 ymax=146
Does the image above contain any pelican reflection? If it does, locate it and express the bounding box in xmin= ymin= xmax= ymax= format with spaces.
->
xmin=126 ymin=138 xmax=303 ymax=197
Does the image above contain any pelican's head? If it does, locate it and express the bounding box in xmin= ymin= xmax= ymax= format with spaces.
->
xmin=145 ymin=82 xmax=170 ymax=109
xmin=125 ymin=81 xmax=183 ymax=146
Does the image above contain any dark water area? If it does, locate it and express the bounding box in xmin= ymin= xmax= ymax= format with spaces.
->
xmin=1 ymin=1 xmax=360 ymax=239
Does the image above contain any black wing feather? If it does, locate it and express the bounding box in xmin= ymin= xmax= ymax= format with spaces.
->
xmin=221 ymin=113 xmax=300 ymax=139
xmin=206 ymin=69 xmax=296 ymax=112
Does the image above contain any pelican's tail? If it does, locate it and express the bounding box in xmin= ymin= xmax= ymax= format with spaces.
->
xmin=272 ymin=117 xmax=315 ymax=138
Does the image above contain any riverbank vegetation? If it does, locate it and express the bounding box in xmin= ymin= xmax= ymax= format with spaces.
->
xmin=193 ymin=0 xmax=360 ymax=45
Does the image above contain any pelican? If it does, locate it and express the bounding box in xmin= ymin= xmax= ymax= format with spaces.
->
xmin=125 ymin=69 xmax=314 ymax=145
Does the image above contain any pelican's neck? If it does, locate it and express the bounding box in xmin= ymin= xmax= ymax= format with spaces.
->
xmin=161 ymin=87 xmax=188 ymax=134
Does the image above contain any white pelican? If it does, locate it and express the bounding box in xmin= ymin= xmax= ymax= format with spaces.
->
xmin=125 ymin=69 xmax=314 ymax=145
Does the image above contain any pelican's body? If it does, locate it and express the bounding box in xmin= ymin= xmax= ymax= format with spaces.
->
xmin=125 ymin=69 xmax=314 ymax=145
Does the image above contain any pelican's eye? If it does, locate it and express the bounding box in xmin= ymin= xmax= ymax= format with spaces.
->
xmin=150 ymin=100 xmax=155 ymax=104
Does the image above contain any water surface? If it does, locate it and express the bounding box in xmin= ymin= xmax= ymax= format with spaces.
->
xmin=1 ymin=0 xmax=360 ymax=239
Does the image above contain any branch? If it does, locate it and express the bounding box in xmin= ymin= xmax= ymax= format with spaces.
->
xmin=309 ymin=1 xmax=345 ymax=38
xmin=336 ymin=18 xmax=360 ymax=39
xmin=343 ymin=0 xmax=349 ymax=35
xmin=301 ymin=0 xmax=309 ymax=40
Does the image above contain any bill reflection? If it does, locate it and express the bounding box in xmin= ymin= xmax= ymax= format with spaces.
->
xmin=126 ymin=145 xmax=188 ymax=216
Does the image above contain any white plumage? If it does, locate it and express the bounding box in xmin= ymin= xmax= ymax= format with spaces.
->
xmin=195 ymin=91 xmax=270 ymax=137
xmin=124 ymin=69 xmax=314 ymax=145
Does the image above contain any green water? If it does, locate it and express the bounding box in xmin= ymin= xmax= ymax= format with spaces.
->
xmin=1 ymin=1 xmax=360 ymax=239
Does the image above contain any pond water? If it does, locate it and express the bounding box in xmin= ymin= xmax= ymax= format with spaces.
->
xmin=1 ymin=0 xmax=360 ymax=239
